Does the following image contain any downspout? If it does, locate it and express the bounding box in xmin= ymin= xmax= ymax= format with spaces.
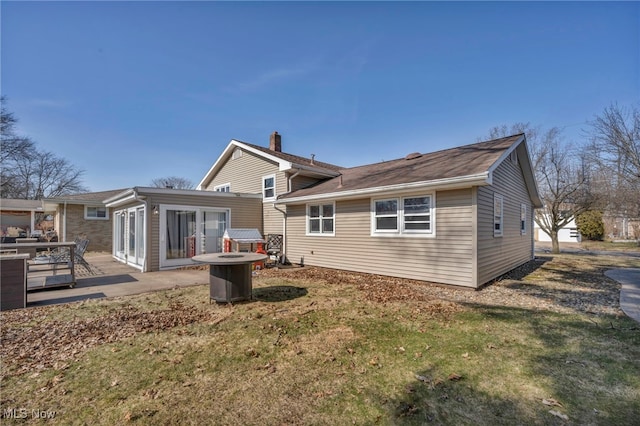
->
xmin=132 ymin=188 xmax=149 ymax=272
xmin=271 ymin=169 xmax=301 ymax=263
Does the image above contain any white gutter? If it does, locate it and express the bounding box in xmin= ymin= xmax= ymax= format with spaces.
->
xmin=288 ymin=169 xmax=301 ymax=192
xmin=276 ymin=172 xmax=491 ymax=205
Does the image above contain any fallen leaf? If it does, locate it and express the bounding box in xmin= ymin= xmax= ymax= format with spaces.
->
xmin=549 ymin=410 xmax=569 ymax=420
xmin=448 ymin=373 xmax=463 ymax=381
xmin=542 ymin=398 xmax=563 ymax=407
xmin=415 ymin=374 xmax=429 ymax=383
xmin=462 ymin=352 xmax=469 ymax=358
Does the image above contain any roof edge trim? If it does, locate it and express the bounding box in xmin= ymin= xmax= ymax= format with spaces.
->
xmin=276 ymin=173 xmax=490 ymax=204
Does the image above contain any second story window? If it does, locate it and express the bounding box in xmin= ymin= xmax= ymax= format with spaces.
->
xmin=214 ymin=183 xmax=230 ymax=193
xmin=263 ymin=175 xmax=275 ymax=200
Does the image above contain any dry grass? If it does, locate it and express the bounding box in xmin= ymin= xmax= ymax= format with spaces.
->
xmin=1 ymin=254 xmax=639 ymax=425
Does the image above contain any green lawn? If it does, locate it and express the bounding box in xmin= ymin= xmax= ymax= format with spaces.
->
xmin=1 ymin=254 xmax=639 ymax=425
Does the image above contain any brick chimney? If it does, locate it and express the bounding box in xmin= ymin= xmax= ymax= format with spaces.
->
xmin=269 ymin=131 xmax=281 ymax=152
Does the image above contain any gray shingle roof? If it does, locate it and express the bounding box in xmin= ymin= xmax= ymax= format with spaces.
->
xmin=44 ymin=189 xmax=129 ymax=204
xmin=240 ymin=141 xmax=344 ymax=173
xmin=279 ymin=134 xmax=524 ymax=200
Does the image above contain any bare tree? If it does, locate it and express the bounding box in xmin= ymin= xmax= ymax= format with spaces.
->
xmin=585 ymin=103 xmax=640 ymax=242
xmin=1 ymin=97 xmax=88 ymax=199
xmin=150 ymin=176 xmax=194 ymax=190
xmin=483 ymin=123 xmax=595 ymax=253
xmin=1 ymin=96 xmax=35 ymax=163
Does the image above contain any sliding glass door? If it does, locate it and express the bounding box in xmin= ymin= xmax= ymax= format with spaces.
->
xmin=160 ymin=205 xmax=228 ymax=268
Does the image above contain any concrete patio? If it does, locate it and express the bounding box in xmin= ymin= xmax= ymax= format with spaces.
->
xmin=27 ymin=253 xmax=209 ymax=307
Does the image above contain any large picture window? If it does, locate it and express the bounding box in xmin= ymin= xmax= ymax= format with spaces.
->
xmin=307 ymin=203 xmax=334 ymax=235
xmin=372 ymin=195 xmax=434 ymax=236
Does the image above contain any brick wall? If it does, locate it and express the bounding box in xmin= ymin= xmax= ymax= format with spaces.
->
xmin=63 ymin=204 xmax=112 ymax=252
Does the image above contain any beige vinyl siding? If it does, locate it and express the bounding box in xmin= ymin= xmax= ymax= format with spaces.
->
xmin=134 ymin=192 xmax=262 ymax=272
xmin=284 ymin=188 xmax=475 ymax=287
xmin=476 ymin=158 xmax=534 ymax=286
xmin=291 ymin=175 xmax=322 ymax=192
xmin=203 ymin=149 xmax=280 ymax=194
xmin=202 ymin=149 xmax=289 ymax=236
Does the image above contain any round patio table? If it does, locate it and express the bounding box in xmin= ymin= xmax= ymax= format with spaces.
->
xmin=192 ymin=252 xmax=267 ymax=303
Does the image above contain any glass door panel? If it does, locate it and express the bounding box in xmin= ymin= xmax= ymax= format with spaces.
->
xmin=128 ymin=211 xmax=136 ymax=259
xmin=165 ymin=209 xmax=196 ymax=260
xmin=136 ymin=207 xmax=145 ymax=264
xmin=201 ymin=210 xmax=226 ymax=254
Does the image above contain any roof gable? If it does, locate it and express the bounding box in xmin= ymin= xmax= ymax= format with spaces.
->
xmin=197 ymin=139 xmax=342 ymax=190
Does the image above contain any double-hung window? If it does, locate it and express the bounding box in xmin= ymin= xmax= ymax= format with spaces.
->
xmin=374 ymin=199 xmax=398 ymax=232
xmin=372 ymin=195 xmax=434 ymax=236
xmin=85 ymin=206 xmax=108 ymax=220
xmin=403 ymin=196 xmax=431 ymax=232
xmin=263 ymin=175 xmax=275 ymax=200
xmin=494 ymin=194 xmax=504 ymax=237
xmin=520 ymin=203 xmax=527 ymax=235
xmin=307 ymin=203 xmax=334 ymax=235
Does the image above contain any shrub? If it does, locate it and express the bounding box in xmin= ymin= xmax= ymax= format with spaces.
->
xmin=576 ymin=210 xmax=605 ymax=241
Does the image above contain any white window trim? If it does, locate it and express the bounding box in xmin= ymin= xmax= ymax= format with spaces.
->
xmin=520 ymin=203 xmax=527 ymax=235
xmin=85 ymin=205 xmax=109 ymax=220
xmin=371 ymin=194 xmax=435 ymax=237
xmin=306 ymin=202 xmax=335 ymax=236
xmin=372 ymin=198 xmax=399 ymax=234
xmin=214 ymin=183 xmax=231 ymax=192
xmin=263 ymin=174 xmax=276 ymax=201
xmin=494 ymin=194 xmax=504 ymax=237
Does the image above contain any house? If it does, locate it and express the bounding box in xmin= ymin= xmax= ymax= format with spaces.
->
xmin=42 ymin=189 xmax=128 ymax=252
xmin=104 ymin=187 xmax=262 ymax=271
xmin=198 ymin=132 xmax=543 ymax=289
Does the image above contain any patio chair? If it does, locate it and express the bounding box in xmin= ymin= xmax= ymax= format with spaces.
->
xmin=50 ymin=237 xmax=92 ymax=273
xmin=265 ymin=234 xmax=283 ymax=267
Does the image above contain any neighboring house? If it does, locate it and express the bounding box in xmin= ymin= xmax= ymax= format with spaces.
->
xmin=0 ymin=199 xmax=52 ymax=240
xmin=533 ymin=216 xmax=581 ymax=243
xmin=104 ymin=187 xmax=262 ymax=272
xmin=42 ymin=189 xmax=127 ymax=252
xmin=198 ymin=132 xmax=543 ymax=289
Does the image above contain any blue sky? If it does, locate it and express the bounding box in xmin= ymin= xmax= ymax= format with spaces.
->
xmin=2 ymin=1 xmax=638 ymax=192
